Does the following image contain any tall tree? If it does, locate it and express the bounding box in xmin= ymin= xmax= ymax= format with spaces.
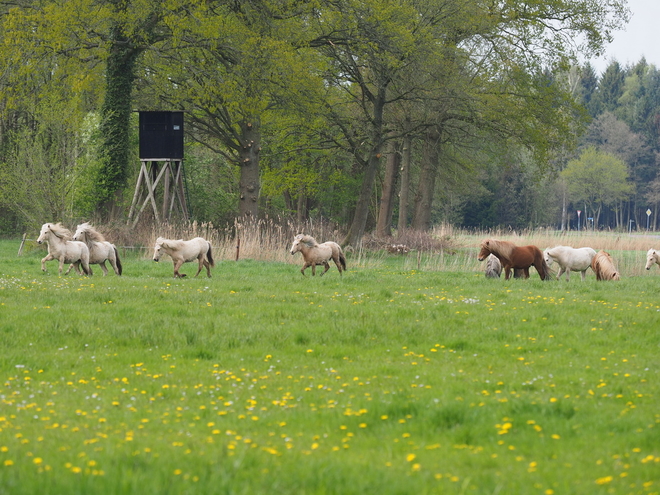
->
xmin=561 ymin=146 xmax=634 ymax=227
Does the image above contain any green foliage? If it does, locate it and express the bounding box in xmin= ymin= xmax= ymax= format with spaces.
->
xmin=0 ymin=240 xmax=659 ymax=493
xmin=561 ymin=147 xmax=634 ymax=221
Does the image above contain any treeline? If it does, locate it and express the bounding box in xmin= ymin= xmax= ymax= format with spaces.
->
xmin=0 ymin=0 xmax=631 ymax=243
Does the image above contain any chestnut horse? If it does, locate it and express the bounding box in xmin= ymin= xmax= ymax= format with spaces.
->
xmin=477 ymin=238 xmax=550 ymax=281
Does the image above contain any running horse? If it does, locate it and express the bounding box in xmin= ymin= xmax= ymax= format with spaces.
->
xmin=477 ymin=238 xmax=551 ymax=281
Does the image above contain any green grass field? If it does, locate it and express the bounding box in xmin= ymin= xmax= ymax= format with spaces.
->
xmin=1 ymin=239 xmax=659 ymax=494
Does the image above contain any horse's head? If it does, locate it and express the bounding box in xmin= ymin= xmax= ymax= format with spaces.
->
xmin=543 ymin=249 xmax=553 ymax=266
xmin=290 ymin=234 xmax=304 ymax=255
xmin=477 ymin=241 xmax=491 ymax=261
xmin=36 ymin=223 xmax=51 ymax=244
xmin=72 ymin=224 xmax=85 ymax=242
xmin=646 ymin=248 xmax=657 ymax=270
xmin=153 ymin=237 xmax=166 ymax=262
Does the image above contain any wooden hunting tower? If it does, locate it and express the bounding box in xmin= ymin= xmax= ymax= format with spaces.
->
xmin=127 ymin=111 xmax=189 ymax=226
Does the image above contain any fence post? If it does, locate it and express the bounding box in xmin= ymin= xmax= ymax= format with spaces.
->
xmin=17 ymin=233 xmax=27 ymax=256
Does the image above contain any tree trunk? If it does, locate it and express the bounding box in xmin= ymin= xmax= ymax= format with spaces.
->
xmin=343 ymin=89 xmax=387 ymax=247
xmin=96 ymin=25 xmax=141 ymax=220
xmin=376 ymin=140 xmax=400 ymax=237
xmin=398 ymin=135 xmax=411 ymax=233
xmin=412 ymin=131 xmax=440 ymax=231
xmin=560 ymin=186 xmax=567 ymax=231
xmin=238 ymin=120 xmax=261 ymax=218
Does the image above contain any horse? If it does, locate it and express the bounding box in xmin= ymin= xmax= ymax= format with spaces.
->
xmin=36 ymin=223 xmax=91 ymax=276
xmin=290 ymin=234 xmax=346 ymax=276
xmin=543 ymin=245 xmax=596 ymax=281
xmin=645 ymin=248 xmax=660 ymax=270
xmin=477 ymin=238 xmax=550 ymax=281
xmin=484 ymin=254 xmax=501 ymax=278
xmin=72 ymin=222 xmax=122 ymax=276
xmin=591 ymin=250 xmax=620 ymax=281
xmin=153 ymin=236 xmax=214 ymax=278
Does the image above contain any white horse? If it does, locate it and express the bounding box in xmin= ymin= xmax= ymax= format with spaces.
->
xmin=37 ymin=223 xmax=91 ymax=276
xmin=153 ymin=237 xmax=214 ymax=278
xmin=290 ymin=234 xmax=346 ymax=276
xmin=484 ymin=254 xmax=501 ymax=278
xmin=645 ymin=248 xmax=660 ymax=271
xmin=543 ymin=245 xmax=596 ymax=281
xmin=72 ymin=222 xmax=122 ymax=276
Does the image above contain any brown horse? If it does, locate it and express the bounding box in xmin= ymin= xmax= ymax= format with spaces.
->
xmin=477 ymin=238 xmax=551 ymax=281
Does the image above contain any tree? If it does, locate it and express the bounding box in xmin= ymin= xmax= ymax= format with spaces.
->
xmin=561 ymin=147 xmax=633 ymax=227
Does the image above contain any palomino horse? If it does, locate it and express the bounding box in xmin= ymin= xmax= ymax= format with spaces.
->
xmin=36 ymin=223 xmax=91 ymax=276
xmin=645 ymin=248 xmax=660 ymax=271
xmin=543 ymin=245 xmax=596 ymax=281
xmin=591 ymin=250 xmax=620 ymax=281
xmin=72 ymin=222 xmax=122 ymax=276
xmin=290 ymin=234 xmax=346 ymax=276
xmin=153 ymin=237 xmax=214 ymax=278
xmin=477 ymin=238 xmax=550 ymax=281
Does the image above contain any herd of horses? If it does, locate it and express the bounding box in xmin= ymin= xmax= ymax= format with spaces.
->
xmin=34 ymin=223 xmax=660 ymax=280
xmin=478 ymin=238 xmax=660 ymax=281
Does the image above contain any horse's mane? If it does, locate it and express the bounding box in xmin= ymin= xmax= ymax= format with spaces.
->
xmin=78 ymin=223 xmax=106 ymax=243
xmin=593 ymin=251 xmax=619 ymax=280
xmin=482 ymin=239 xmax=516 ymax=260
xmin=297 ymin=234 xmax=318 ymax=247
xmin=50 ymin=223 xmax=72 ymax=240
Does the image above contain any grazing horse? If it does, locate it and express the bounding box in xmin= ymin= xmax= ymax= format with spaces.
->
xmin=290 ymin=234 xmax=346 ymax=276
xmin=477 ymin=238 xmax=550 ymax=281
xmin=543 ymin=245 xmax=596 ymax=281
xmin=72 ymin=222 xmax=122 ymax=276
xmin=153 ymin=237 xmax=214 ymax=278
xmin=645 ymin=248 xmax=660 ymax=271
xmin=591 ymin=250 xmax=620 ymax=281
xmin=36 ymin=223 xmax=91 ymax=276
xmin=484 ymin=254 xmax=502 ymax=278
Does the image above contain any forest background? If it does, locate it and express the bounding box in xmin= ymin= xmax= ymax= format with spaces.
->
xmin=1 ymin=0 xmax=656 ymax=246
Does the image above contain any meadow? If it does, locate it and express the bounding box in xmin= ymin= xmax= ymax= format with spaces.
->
xmin=1 ymin=232 xmax=659 ymax=495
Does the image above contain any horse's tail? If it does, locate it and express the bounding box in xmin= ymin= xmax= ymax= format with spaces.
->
xmin=114 ymin=246 xmax=123 ymax=275
xmin=338 ymin=245 xmax=347 ymax=271
xmin=207 ymin=242 xmax=215 ymax=267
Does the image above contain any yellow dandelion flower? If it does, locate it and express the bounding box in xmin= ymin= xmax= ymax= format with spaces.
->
xmin=407 ymin=454 xmax=416 ymax=462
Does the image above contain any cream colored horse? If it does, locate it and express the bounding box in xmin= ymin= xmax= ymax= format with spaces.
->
xmin=290 ymin=234 xmax=346 ymax=276
xmin=153 ymin=237 xmax=214 ymax=278
xmin=72 ymin=222 xmax=122 ymax=276
xmin=37 ymin=223 xmax=91 ymax=275
xmin=543 ymin=245 xmax=596 ymax=281
xmin=645 ymin=248 xmax=660 ymax=271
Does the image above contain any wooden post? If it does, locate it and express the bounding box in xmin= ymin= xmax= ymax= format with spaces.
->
xmin=18 ymin=233 xmax=27 ymax=256
xmin=235 ymin=237 xmax=240 ymax=261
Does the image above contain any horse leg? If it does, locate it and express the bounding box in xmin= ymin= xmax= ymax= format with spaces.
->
xmin=556 ymin=266 xmax=564 ymax=281
xmin=504 ymin=267 xmax=512 ymax=280
xmin=58 ymin=257 xmax=66 ymax=275
xmin=174 ymin=260 xmax=186 ymax=278
xmin=311 ymin=263 xmax=316 ymax=276
xmin=65 ymin=262 xmax=77 ymax=276
xmin=523 ymin=268 xmax=530 ymax=279
xmin=580 ymin=270 xmax=586 ymax=281
xmin=300 ymin=263 xmax=308 ymax=276
xmin=99 ymin=261 xmax=109 ymax=276
xmin=320 ymin=262 xmax=330 ymax=276
xmin=565 ymin=269 xmax=571 ymax=282
xmin=203 ymin=259 xmax=212 ymax=278
xmin=194 ymin=256 xmax=204 ymax=277
xmin=332 ymin=256 xmax=343 ymax=275
xmin=41 ymin=254 xmax=54 ymax=272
